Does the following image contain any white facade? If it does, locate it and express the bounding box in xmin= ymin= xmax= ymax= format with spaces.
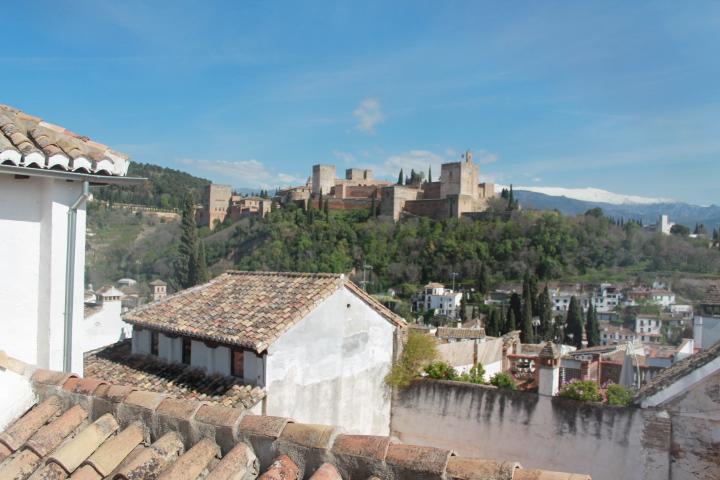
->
xmin=0 ymin=175 xmax=87 ymax=374
xmin=694 ymin=315 xmax=720 ymax=350
xmin=421 ymin=284 xmax=462 ymax=318
xmin=265 ymin=286 xmax=395 ymax=435
xmin=82 ymin=298 xmax=132 ymax=355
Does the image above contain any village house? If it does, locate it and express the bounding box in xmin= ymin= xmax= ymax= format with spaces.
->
xmin=694 ymin=284 xmax=720 ymax=350
xmin=415 ymin=282 xmax=463 ymax=319
xmin=0 ymin=104 xmax=140 ymax=374
xmin=88 ymin=271 xmax=406 ymax=436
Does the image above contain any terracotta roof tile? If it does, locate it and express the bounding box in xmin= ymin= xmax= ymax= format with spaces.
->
xmin=124 ymin=271 xmax=405 ymax=352
xmin=204 ymin=442 xmax=258 ymax=480
xmin=258 ymin=454 xmax=300 ymax=480
xmin=47 ymin=413 xmax=119 ymax=474
xmin=114 ymin=431 xmax=185 ymax=480
xmin=156 ymin=438 xmax=220 ymax=480
xmin=436 ymin=327 xmax=486 ymax=340
xmin=0 ymin=448 xmax=42 ymax=479
xmin=308 ymin=462 xmax=341 ymax=480
xmin=0 ymin=395 xmax=62 ymax=452
xmin=446 ymin=457 xmax=519 ymax=479
xmin=332 ymin=434 xmax=390 ymax=460
xmin=0 ymin=104 xmax=129 ymax=176
xmin=84 ymin=341 xmax=265 ymax=410
xmin=26 ymin=405 xmax=89 ymax=458
xmin=83 ymin=422 xmax=147 ymax=477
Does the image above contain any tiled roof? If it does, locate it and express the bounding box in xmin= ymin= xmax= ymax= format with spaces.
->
xmin=435 ymin=327 xmax=486 ymax=340
xmin=700 ymin=284 xmax=720 ymax=305
xmin=124 ymin=271 xmax=406 ymax=352
xmin=0 ymin=104 xmax=129 ymax=176
xmin=538 ymin=342 xmax=561 ymax=359
xmin=149 ymin=280 xmax=167 ymax=287
xmin=634 ymin=339 xmax=720 ymax=403
xmin=84 ymin=341 xmax=265 ymax=409
xmin=0 ymin=352 xmax=591 ymax=480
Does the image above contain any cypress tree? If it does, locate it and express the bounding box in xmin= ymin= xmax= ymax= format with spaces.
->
xmin=539 ymin=286 xmax=553 ymax=340
xmin=586 ymin=302 xmax=600 ymax=347
xmin=508 ymin=185 xmax=515 ymax=210
xmin=177 ymin=192 xmax=199 ymax=289
xmin=370 ymin=195 xmax=377 ymax=218
xmin=565 ymin=296 xmax=584 ymax=348
xmin=428 ymin=166 xmax=433 ymax=183
xmin=486 ymin=308 xmax=499 ymax=337
xmin=506 ymin=307 xmax=517 ymax=333
xmin=510 ymin=293 xmax=522 ymax=327
xmin=499 ymin=307 xmax=507 ymax=335
xmin=397 ymin=169 xmax=404 ymax=185
xmin=477 ymin=264 xmax=491 ymax=295
xmin=323 ymin=197 xmax=330 ymax=216
xmin=196 ymin=240 xmax=209 ymax=284
xmin=521 ymin=286 xmax=534 ymax=343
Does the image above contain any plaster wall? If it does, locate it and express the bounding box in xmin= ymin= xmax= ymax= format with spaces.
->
xmin=391 ymin=380 xmax=670 ymax=480
xmin=0 ymin=175 xmax=87 ymax=374
xmin=132 ymin=328 xmax=151 ymax=355
xmin=265 ymin=286 xmax=396 ymax=435
xmin=0 ymin=369 xmax=36 ymax=431
xmin=694 ymin=315 xmax=720 ymax=349
xmin=191 ymin=340 xmax=231 ymax=376
xmin=81 ymin=300 xmax=132 ymax=356
xmin=158 ymin=333 xmax=182 ymax=364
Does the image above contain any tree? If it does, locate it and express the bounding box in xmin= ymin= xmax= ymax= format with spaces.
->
xmin=559 ymin=380 xmax=601 ymax=402
xmin=505 ymin=307 xmax=517 ymax=333
xmin=428 ymin=165 xmax=433 ymax=183
xmin=385 ymin=330 xmax=438 ymax=388
xmin=565 ymin=296 xmax=584 ymax=348
xmin=521 ymin=285 xmax=534 ymax=343
xmin=670 ymin=224 xmax=690 ymax=236
xmin=585 ymin=302 xmax=600 ymax=347
xmin=585 ymin=207 xmax=604 ymax=218
xmin=538 ymin=286 xmax=553 ymax=341
xmin=323 ymin=197 xmax=330 ymax=216
xmin=370 ymin=196 xmax=377 ymax=218
xmin=196 ymin=240 xmax=209 ymax=284
xmin=177 ymin=192 xmax=199 ymax=289
xmin=397 ymin=169 xmax=404 ymax=185
xmin=490 ymin=372 xmax=516 ymax=390
xmin=486 ymin=308 xmax=500 ymax=337
xmin=509 ymin=293 xmax=522 ymax=326
xmin=477 ymin=264 xmax=491 ymax=295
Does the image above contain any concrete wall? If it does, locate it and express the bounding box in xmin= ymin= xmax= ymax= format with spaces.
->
xmin=265 ymin=286 xmax=396 ymax=435
xmin=0 ymin=175 xmax=87 ymax=374
xmin=436 ymin=338 xmax=503 ymax=378
xmin=694 ymin=315 xmax=720 ymax=349
xmin=391 ymin=380 xmax=671 ymax=480
xmin=81 ymin=300 xmax=132 ymax=356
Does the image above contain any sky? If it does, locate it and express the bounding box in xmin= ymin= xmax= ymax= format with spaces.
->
xmin=2 ymin=1 xmax=719 ymax=204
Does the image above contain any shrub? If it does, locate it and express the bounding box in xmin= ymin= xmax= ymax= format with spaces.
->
xmin=425 ymin=361 xmax=458 ymax=380
xmin=385 ymin=330 xmax=438 ymax=388
xmin=490 ymin=372 xmax=516 ymax=390
xmin=459 ymin=363 xmax=486 ymax=384
xmin=606 ymin=383 xmax=634 ymax=406
xmin=559 ymin=380 xmax=602 ymax=402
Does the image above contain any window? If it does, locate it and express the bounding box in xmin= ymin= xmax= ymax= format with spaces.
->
xmin=150 ymin=331 xmax=159 ymax=356
xmin=182 ymin=338 xmax=191 ymax=365
xmin=231 ymin=349 xmax=244 ymax=378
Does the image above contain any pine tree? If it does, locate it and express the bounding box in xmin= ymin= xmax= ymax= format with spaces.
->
xmin=177 ymin=192 xmax=199 ymax=289
xmin=196 ymin=240 xmax=209 ymax=284
xmin=565 ymin=296 xmax=584 ymax=348
xmin=428 ymin=166 xmax=432 ymax=183
xmin=586 ymin=302 xmax=600 ymax=347
xmin=397 ymin=169 xmax=404 ymax=185
xmin=521 ymin=286 xmax=534 ymax=343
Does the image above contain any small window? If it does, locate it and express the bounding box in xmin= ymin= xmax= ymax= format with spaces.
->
xmin=150 ymin=331 xmax=159 ymax=356
xmin=231 ymin=349 xmax=244 ymax=378
xmin=182 ymin=338 xmax=192 ymax=365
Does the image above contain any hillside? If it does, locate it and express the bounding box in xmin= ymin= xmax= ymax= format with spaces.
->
xmin=92 ymin=162 xmax=210 ymax=210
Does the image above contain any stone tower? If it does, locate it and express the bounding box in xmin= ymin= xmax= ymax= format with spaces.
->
xmin=440 ymin=150 xmax=480 ymax=200
xmin=537 ymin=342 xmax=561 ymax=396
xmin=312 ymin=164 xmax=336 ymax=195
xmin=150 ymin=280 xmax=167 ymax=302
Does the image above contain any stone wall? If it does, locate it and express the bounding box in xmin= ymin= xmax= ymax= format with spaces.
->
xmin=391 ymin=380 xmax=672 ymax=480
xmin=403 ymin=199 xmax=450 ymax=220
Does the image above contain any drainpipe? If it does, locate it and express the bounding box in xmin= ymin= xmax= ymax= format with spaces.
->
xmin=63 ymin=181 xmax=91 ymax=372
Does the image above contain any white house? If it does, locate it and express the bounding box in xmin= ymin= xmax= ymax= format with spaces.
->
xmin=81 ymin=286 xmax=133 ymax=356
xmin=0 ymin=104 xmax=137 ymax=375
xmin=419 ymin=282 xmax=463 ymax=318
xmin=694 ymin=285 xmax=720 ymax=350
xmin=122 ymin=271 xmax=406 ymax=435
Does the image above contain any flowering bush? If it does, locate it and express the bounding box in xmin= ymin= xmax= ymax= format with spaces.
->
xmin=559 ymin=380 xmax=602 ymax=402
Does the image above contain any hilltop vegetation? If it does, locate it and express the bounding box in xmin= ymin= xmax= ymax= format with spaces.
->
xmin=204 ymin=204 xmax=720 ymax=294
xmin=93 ymin=162 xmax=210 ymax=210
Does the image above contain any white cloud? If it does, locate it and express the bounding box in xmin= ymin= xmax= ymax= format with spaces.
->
xmin=332 ymin=150 xmax=355 ymax=164
xmin=353 ymin=98 xmax=384 ymax=133
xmin=474 ymin=149 xmax=498 ymax=165
xmin=179 ymin=158 xmax=304 ymax=189
xmin=365 ymin=148 xmax=499 ymax=182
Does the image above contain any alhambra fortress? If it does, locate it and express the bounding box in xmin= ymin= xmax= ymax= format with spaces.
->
xmin=198 ymin=151 xmax=496 ymax=228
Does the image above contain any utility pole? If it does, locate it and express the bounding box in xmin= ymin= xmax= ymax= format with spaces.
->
xmin=451 ymin=272 xmax=458 ymax=292
xmin=361 ymin=264 xmax=373 ymax=291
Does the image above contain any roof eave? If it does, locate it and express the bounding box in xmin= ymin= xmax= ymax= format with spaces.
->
xmin=0 ymin=164 xmax=146 ymax=185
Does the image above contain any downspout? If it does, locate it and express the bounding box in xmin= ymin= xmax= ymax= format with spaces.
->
xmin=63 ymin=181 xmax=91 ymax=372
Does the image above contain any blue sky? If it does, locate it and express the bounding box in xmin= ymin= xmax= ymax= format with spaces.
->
xmin=3 ymin=1 xmax=719 ymax=204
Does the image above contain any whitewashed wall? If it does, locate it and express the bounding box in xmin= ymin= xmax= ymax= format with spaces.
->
xmin=265 ymin=286 xmax=396 ymax=435
xmin=81 ymin=300 xmax=132 ymax=356
xmin=0 ymin=176 xmax=87 ymax=374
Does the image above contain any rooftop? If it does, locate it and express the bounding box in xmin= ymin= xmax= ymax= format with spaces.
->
xmin=435 ymin=327 xmax=485 ymax=340
xmin=124 ymin=271 xmax=405 ymax=353
xmin=0 ymin=351 xmax=590 ymax=480
xmin=84 ymin=341 xmax=264 ymax=410
xmin=0 ymin=104 xmax=129 ymax=176
xmin=699 ymin=284 xmax=720 ymax=306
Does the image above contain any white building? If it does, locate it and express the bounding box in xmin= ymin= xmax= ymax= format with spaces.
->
xmin=650 ymin=289 xmax=676 ymax=307
xmin=600 ymin=323 xmax=637 ymax=346
xmin=0 ymin=104 xmax=136 ymax=375
xmin=694 ymin=285 xmax=720 ymax=350
xmin=591 ymin=284 xmax=622 ymax=312
xmin=656 ymin=214 xmax=675 ymax=235
xmin=419 ymin=282 xmax=463 ymax=318
xmin=124 ymin=271 xmax=406 ymax=435
xmin=82 ymin=286 xmax=132 ymax=355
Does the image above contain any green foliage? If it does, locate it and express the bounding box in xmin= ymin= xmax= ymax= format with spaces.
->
xmin=586 ymin=302 xmax=600 ymax=347
xmin=196 ymin=240 xmax=210 ymax=284
xmin=385 ymin=331 xmax=438 ymax=388
xmin=177 ymin=193 xmax=200 ymax=288
xmin=559 ymin=380 xmax=602 ymax=402
xmin=93 ymin=162 xmax=209 ymax=209
xmin=459 ymin=363 xmax=486 ymax=384
xmin=670 ymin=224 xmax=690 ymax=236
xmin=424 ymin=361 xmax=458 ymax=380
xmin=521 ymin=274 xmax=535 ymax=343
xmin=490 ymin=372 xmax=516 ymax=390
xmin=565 ymin=296 xmax=584 ymax=348
xmin=606 ymin=383 xmax=634 ymax=406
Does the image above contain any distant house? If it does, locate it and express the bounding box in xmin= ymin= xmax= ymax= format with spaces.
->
xmin=149 ymin=279 xmax=168 ymax=301
xmin=417 ymin=282 xmax=463 ymax=319
xmin=436 ymin=326 xmax=486 ymax=344
xmin=694 ymin=285 xmax=720 ymax=349
xmin=0 ymin=104 xmax=138 ymax=374
xmin=82 ymin=285 xmax=132 ymax=355
xmin=101 ymin=271 xmax=406 ymax=435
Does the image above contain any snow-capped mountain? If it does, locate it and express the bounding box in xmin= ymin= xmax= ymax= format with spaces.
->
xmin=504 ymin=186 xmax=672 ymax=205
